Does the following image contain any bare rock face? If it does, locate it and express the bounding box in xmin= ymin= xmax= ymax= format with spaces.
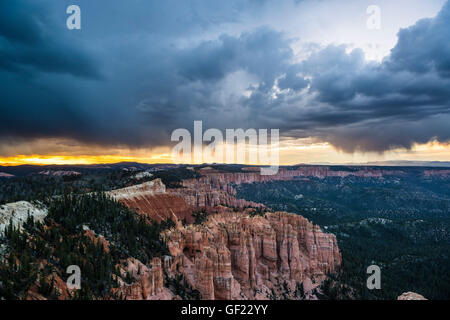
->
xmin=27 ymin=270 xmax=72 ymax=300
xmin=38 ymin=170 xmax=81 ymax=177
xmin=108 ymin=179 xmax=194 ymax=223
xmin=162 ymin=211 xmax=341 ymax=300
xmin=0 ymin=201 xmax=47 ymax=235
xmin=114 ymin=257 xmax=174 ymax=300
xmin=0 ymin=172 xmax=14 ymax=178
xmin=172 ymin=178 xmax=264 ymax=211
xmin=172 ymin=167 xmax=404 ymax=211
xmin=111 ymin=167 xmax=402 ymax=224
xmin=111 ymin=170 xmax=343 ymax=300
xmin=108 ymin=178 xmax=166 ymax=199
xmin=423 ymin=169 xmax=450 ymax=177
xmin=189 ymin=167 xmax=404 ymax=186
xmin=397 ymin=292 xmax=427 ymax=300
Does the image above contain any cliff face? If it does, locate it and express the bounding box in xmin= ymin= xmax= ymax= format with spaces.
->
xmin=108 ymin=179 xmax=194 ymax=223
xmin=423 ymin=169 xmax=450 ymax=177
xmin=172 ymin=179 xmax=264 ymax=210
xmin=193 ymin=167 xmax=404 ymax=186
xmin=109 ymin=166 xmax=403 ymax=222
xmin=162 ymin=211 xmax=341 ymax=300
xmin=108 ymin=175 xmax=263 ymax=224
xmin=114 ymin=257 xmax=174 ymax=300
xmin=173 ymin=167 xmax=404 ymax=210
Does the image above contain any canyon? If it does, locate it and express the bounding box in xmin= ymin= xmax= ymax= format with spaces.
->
xmin=110 ymin=166 xmax=343 ymax=299
xmin=1 ymin=164 xmax=441 ymax=299
xmin=113 ymin=210 xmax=341 ymax=300
xmin=109 ymin=166 xmax=404 ymax=223
xmin=162 ymin=211 xmax=341 ymax=299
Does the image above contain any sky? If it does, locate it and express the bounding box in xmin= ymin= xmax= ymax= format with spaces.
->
xmin=1 ymin=0 xmax=450 ymax=165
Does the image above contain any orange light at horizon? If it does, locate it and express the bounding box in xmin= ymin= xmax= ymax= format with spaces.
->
xmin=0 ymin=154 xmax=174 ymax=166
xmin=2 ymin=140 xmax=450 ymax=166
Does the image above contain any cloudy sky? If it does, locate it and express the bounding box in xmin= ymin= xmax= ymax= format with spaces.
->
xmin=0 ymin=0 xmax=449 ymax=165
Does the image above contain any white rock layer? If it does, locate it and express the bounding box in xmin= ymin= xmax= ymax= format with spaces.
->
xmin=0 ymin=201 xmax=48 ymax=234
xmin=108 ymin=178 xmax=166 ymax=201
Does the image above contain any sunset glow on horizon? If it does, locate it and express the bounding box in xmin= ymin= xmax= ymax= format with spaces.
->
xmin=2 ymin=140 xmax=450 ymax=166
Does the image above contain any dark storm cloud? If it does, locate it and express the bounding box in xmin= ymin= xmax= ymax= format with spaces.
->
xmin=285 ymin=1 xmax=450 ymax=152
xmin=175 ymin=28 xmax=297 ymax=88
xmin=388 ymin=2 xmax=450 ymax=78
xmin=0 ymin=0 xmax=105 ymax=149
xmin=0 ymin=0 xmax=291 ymax=149
xmin=0 ymin=1 xmax=101 ymax=78
xmin=1 ymin=0 xmax=450 ymax=154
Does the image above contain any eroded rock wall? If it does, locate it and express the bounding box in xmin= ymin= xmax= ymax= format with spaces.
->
xmin=162 ymin=211 xmax=341 ymax=300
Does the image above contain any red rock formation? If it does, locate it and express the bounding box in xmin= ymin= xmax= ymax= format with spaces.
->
xmin=162 ymin=211 xmax=341 ymax=300
xmin=423 ymin=169 xmax=450 ymax=177
xmin=121 ymin=193 xmax=194 ymax=223
xmin=110 ymin=167 xmax=402 ymax=222
xmin=194 ymin=166 xmax=404 ymax=185
xmin=114 ymin=257 xmax=174 ymax=300
xmin=108 ymin=179 xmax=194 ymax=223
xmin=109 ymin=168 xmax=344 ymax=300
xmin=84 ymin=228 xmax=110 ymax=253
xmin=171 ymin=167 xmax=404 ymax=211
xmin=397 ymin=292 xmax=427 ymax=300
xmin=171 ymin=179 xmax=264 ymax=211
xmin=26 ymin=269 xmax=71 ymax=300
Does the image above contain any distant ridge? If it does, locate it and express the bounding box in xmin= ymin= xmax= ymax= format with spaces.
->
xmin=302 ymin=160 xmax=450 ymax=167
xmin=2 ymin=161 xmax=450 ymax=177
xmin=345 ymin=160 xmax=450 ymax=167
xmin=294 ymin=160 xmax=450 ymax=167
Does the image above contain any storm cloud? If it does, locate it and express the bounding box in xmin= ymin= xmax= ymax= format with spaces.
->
xmin=294 ymin=1 xmax=450 ymax=152
xmin=1 ymin=0 xmax=450 ymax=154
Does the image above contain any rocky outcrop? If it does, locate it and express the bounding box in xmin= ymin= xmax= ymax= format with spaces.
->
xmin=162 ymin=211 xmax=341 ymax=300
xmin=423 ymin=169 xmax=450 ymax=177
xmin=193 ymin=167 xmax=404 ymax=186
xmin=111 ymin=167 xmax=402 ymax=222
xmin=108 ymin=178 xmax=166 ymax=199
xmin=0 ymin=172 xmax=14 ymax=178
xmin=110 ymin=169 xmax=343 ymax=300
xmin=114 ymin=257 xmax=174 ymax=300
xmin=83 ymin=227 xmax=110 ymax=253
xmin=38 ymin=170 xmax=81 ymax=176
xmin=397 ymin=292 xmax=427 ymax=300
xmin=133 ymin=171 xmax=153 ymax=180
xmin=27 ymin=270 xmax=72 ymax=300
xmin=108 ymin=179 xmax=194 ymax=223
xmin=172 ymin=179 xmax=264 ymax=210
xmin=0 ymin=201 xmax=47 ymax=235
xmin=173 ymin=167 xmax=404 ymax=210
xmin=109 ymin=176 xmax=262 ymax=223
